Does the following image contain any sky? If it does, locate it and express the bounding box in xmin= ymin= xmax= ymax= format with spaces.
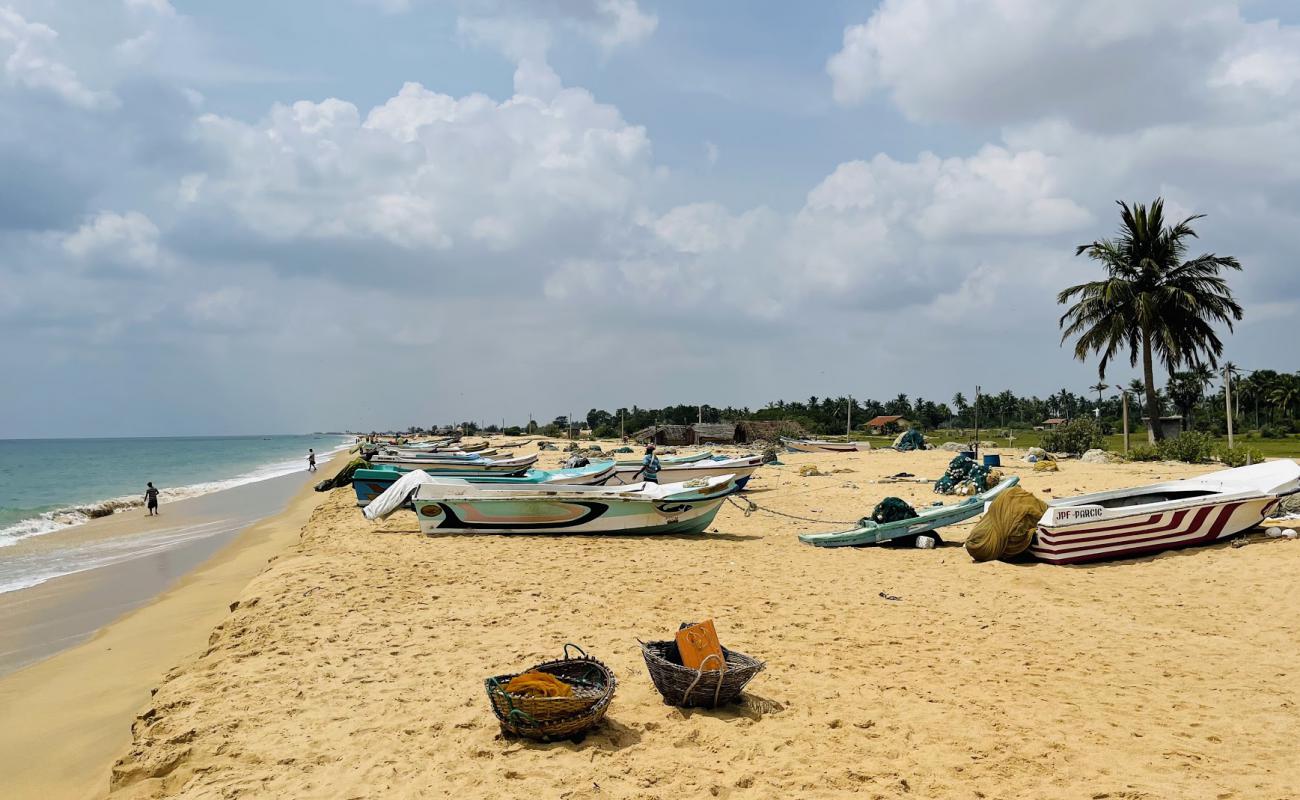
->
xmin=2 ymin=0 xmax=1299 ymax=437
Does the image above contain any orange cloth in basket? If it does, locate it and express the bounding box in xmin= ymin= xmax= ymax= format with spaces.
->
xmin=504 ymin=671 xmax=574 ymax=697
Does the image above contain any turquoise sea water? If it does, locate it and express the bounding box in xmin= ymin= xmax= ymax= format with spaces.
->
xmin=0 ymin=434 xmax=352 ymax=544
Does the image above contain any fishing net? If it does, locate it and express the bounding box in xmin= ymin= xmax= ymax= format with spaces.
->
xmin=314 ymin=458 xmax=371 ymax=492
xmin=893 ymin=428 xmax=927 ymax=451
xmin=964 ymin=486 xmax=1048 ymax=562
xmin=933 ymin=455 xmax=991 ymax=495
xmin=870 ymin=497 xmax=918 ymax=524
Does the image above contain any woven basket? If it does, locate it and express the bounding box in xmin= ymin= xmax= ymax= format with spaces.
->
xmin=485 ymin=644 xmax=616 ymax=741
xmin=640 ymin=631 xmax=765 ymax=708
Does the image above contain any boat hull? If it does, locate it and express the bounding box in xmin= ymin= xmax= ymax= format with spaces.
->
xmin=1031 ymin=496 xmax=1277 ymax=564
xmin=1031 ymin=461 xmax=1300 ymax=564
xmin=800 ymin=477 xmax=1019 ymax=548
xmin=352 ymin=461 xmax=616 ymax=506
xmin=606 ymin=457 xmax=761 ymax=489
xmin=410 ymin=475 xmax=737 ymax=535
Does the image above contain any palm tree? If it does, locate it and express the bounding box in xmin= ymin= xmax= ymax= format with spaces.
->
xmin=1058 ymin=199 xmax=1243 ymax=442
xmin=1088 ymin=382 xmax=1108 ymax=416
xmin=952 ymin=392 xmax=968 ymax=426
xmin=1268 ymin=374 xmax=1300 ymax=422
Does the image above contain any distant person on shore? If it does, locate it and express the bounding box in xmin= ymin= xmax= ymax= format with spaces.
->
xmin=634 ymin=444 xmax=661 ymax=484
xmin=308 ymin=449 xmax=317 ymax=472
xmin=144 ymin=482 xmax=160 ymax=516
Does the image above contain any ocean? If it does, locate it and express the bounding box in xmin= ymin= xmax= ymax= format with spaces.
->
xmin=0 ymin=434 xmax=352 ymax=593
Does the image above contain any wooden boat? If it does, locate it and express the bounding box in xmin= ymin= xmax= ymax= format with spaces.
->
xmin=351 ymin=461 xmax=618 ymax=506
xmin=614 ymin=451 xmax=712 ymax=466
xmin=370 ymin=453 xmax=538 ymax=473
xmin=780 ymin=437 xmax=858 ymax=453
xmin=410 ymin=474 xmax=739 ymax=535
xmin=800 ymin=477 xmax=1020 ymax=548
xmin=1031 ymin=460 xmax=1300 ymax=564
xmin=607 ymin=455 xmax=762 ymax=489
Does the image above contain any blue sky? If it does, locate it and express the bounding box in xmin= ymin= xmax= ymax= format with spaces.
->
xmin=2 ymin=1 xmax=1299 ymax=436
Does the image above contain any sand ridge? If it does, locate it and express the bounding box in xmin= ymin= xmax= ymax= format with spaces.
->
xmin=108 ymin=446 xmax=1300 ymax=799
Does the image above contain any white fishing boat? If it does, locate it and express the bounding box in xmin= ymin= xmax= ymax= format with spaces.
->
xmin=370 ymin=452 xmax=538 ymax=474
xmin=607 ymin=455 xmax=763 ymax=489
xmin=1031 ymin=460 xmax=1300 ymax=564
xmin=405 ymin=474 xmax=739 ymax=535
xmin=780 ymin=437 xmax=858 ymax=453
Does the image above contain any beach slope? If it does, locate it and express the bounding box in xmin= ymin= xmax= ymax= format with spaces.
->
xmin=104 ymin=448 xmax=1300 ymax=799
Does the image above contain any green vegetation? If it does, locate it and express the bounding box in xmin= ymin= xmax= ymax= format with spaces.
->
xmin=1058 ymin=198 xmax=1243 ymax=443
xmin=1039 ymin=419 xmax=1105 ymax=455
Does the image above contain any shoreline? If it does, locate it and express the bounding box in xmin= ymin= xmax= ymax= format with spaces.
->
xmin=0 ymin=449 xmax=352 ymax=800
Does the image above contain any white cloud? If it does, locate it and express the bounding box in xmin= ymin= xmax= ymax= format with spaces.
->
xmin=125 ymin=0 xmax=177 ymax=16
xmin=62 ymin=211 xmax=162 ymax=268
xmin=457 ymin=0 xmax=656 ymax=61
xmin=826 ymin=0 xmax=1298 ymax=129
xmin=188 ymin=69 xmax=652 ymax=257
xmin=0 ymin=7 xmax=117 ymax=109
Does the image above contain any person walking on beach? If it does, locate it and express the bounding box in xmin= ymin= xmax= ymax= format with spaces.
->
xmin=307 ymin=449 xmax=317 ymax=472
xmin=633 ymin=444 xmax=661 ymax=484
xmin=144 ymin=482 xmax=160 ymax=516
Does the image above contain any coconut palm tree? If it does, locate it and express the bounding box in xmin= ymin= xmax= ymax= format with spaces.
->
xmin=1058 ymin=199 xmax=1243 ymax=442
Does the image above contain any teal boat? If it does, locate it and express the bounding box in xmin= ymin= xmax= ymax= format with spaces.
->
xmin=614 ymin=450 xmax=712 ymax=466
xmin=799 ymin=477 xmax=1019 ymax=548
xmin=352 ymin=461 xmax=617 ymax=506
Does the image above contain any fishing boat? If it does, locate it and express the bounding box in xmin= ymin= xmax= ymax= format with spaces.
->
xmin=386 ymin=447 xmax=502 ymax=459
xmin=405 ymin=474 xmax=739 ymax=535
xmin=1031 ymin=460 xmax=1300 ymax=564
xmin=613 ymin=451 xmax=712 ymax=466
xmin=607 ymin=455 xmax=763 ymax=489
xmin=370 ymin=453 xmax=538 ymax=473
xmin=780 ymin=437 xmax=858 ymax=453
xmin=350 ymin=461 xmax=618 ymax=506
xmin=800 ymin=477 xmax=1019 ymax=548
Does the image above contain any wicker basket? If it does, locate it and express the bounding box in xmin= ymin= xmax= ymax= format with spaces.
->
xmin=485 ymin=644 xmax=616 ymax=741
xmin=640 ymin=629 xmax=765 ymax=708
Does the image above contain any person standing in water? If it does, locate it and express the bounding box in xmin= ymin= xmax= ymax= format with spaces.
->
xmin=633 ymin=444 xmax=661 ymax=484
xmin=144 ymin=482 xmax=160 ymax=516
xmin=307 ymin=449 xmax=317 ymax=472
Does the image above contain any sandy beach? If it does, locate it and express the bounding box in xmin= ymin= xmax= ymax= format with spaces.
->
xmin=68 ymin=443 xmax=1300 ymax=799
xmin=0 ymin=450 xmax=353 ymax=800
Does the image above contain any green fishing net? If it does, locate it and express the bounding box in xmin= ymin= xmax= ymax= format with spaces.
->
xmin=933 ymin=455 xmax=991 ymax=495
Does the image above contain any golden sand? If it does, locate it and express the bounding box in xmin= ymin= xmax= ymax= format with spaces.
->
xmin=97 ymin=444 xmax=1300 ymax=800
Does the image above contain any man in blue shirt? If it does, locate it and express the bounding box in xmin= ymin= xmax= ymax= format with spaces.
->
xmin=635 ymin=444 xmax=661 ymax=484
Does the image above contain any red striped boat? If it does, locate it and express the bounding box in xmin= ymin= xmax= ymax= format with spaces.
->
xmin=1031 ymin=460 xmax=1300 ymax=564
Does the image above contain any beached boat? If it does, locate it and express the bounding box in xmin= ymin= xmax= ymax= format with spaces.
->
xmin=613 ymin=451 xmax=712 ymax=466
xmin=606 ymin=455 xmax=763 ymax=489
xmin=350 ymin=461 xmax=618 ymax=505
xmin=408 ymin=474 xmax=739 ymax=535
xmin=799 ymin=477 xmax=1020 ymax=548
xmin=1031 ymin=460 xmax=1300 ymax=564
xmin=387 ymin=447 xmax=501 ymax=459
xmin=780 ymin=437 xmax=858 ymax=454
xmin=370 ymin=453 xmax=538 ymax=473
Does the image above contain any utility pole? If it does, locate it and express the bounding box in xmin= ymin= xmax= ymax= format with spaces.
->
xmin=973 ymin=385 xmax=981 ymax=458
xmin=847 ymin=395 xmax=852 ymax=436
xmin=696 ymin=404 xmax=702 ymax=446
xmin=1122 ymin=392 xmax=1130 ymax=453
xmin=619 ymin=409 xmax=624 ymax=441
xmin=1224 ymin=366 xmax=1234 ymax=450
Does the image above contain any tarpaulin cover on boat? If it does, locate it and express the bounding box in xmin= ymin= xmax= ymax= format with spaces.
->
xmin=964 ymin=486 xmax=1047 ymax=562
xmin=363 ymin=469 xmax=437 ymax=520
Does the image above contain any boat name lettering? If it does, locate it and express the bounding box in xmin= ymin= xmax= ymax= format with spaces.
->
xmin=1060 ymin=508 xmax=1104 ymax=520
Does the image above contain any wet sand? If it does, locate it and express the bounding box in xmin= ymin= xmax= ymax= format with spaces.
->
xmin=94 ymin=444 xmax=1300 ymax=800
xmin=0 ymin=450 xmax=352 ymax=800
